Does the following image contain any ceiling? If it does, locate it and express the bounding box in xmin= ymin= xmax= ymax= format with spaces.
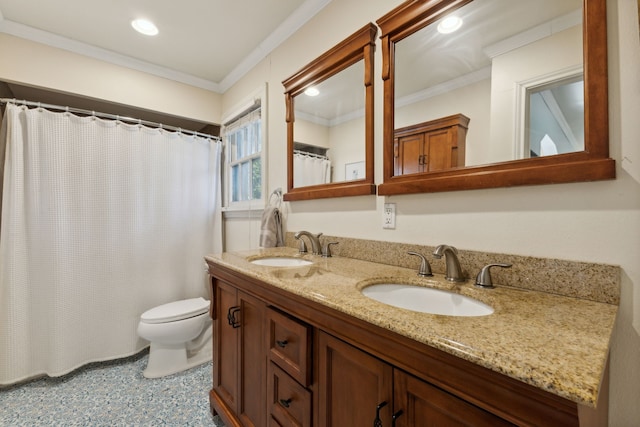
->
xmin=0 ymin=0 xmax=330 ymax=93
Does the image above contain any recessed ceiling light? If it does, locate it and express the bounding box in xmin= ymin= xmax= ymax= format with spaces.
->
xmin=437 ymin=16 xmax=463 ymax=34
xmin=131 ymin=18 xmax=159 ymax=36
xmin=304 ymin=87 xmax=319 ymax=97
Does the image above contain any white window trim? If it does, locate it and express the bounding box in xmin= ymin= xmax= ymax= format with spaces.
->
xmin=513 ymin=65 xmax=583 ymax=159
xmin=221 ymin=83 xmax=268 ymax=213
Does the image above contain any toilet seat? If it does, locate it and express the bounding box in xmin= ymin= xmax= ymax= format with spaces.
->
xmin=141 ymin=297 xmax=209 ymax=324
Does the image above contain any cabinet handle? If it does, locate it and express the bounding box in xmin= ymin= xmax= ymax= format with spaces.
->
xmin=392 ymin=410 xmax=403 ymax=427
xmin=227 ymin=306 xmax=241 ymax=328
xmin=279 ymin=398 xmax=292 ymax=408
xmin=276 ymin=339 xmax=288 ymax=348
xmin=373 ymin=401 xmax=387 ymax=427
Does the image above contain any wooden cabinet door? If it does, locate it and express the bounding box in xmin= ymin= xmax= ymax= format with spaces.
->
xmin=211 ymin=280 xmax=267 ymax=427
xmin=238 ymin=290 xmax=267 ymax=427
xmin=213 ymin=280 xmax=240 ymax=414
xmin=317 ymin=331 xmax=393 ymax=427
xmin=393 ymin=370 xmax=514 ymax=427
xmin=395 ymin=133 xmax=425 ymax=175
xmin=424 ymin=129 xmax=455 ymax=172
xmin=394 ymin=114 xmax=469 ymax=176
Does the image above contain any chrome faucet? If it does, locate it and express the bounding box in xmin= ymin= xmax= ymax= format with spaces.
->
xmin=433 ymin=244 xmax=465 ymax=282
xmin=294 ymin=231 xmax=322 ymax=255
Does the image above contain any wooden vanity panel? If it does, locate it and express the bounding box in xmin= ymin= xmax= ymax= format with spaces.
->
xmin=213 ymin=280 xmax=240 ymax=414
xmin=210 ymin=277 xmax=268 ymax=427
xmin=394 ymin=369 xmax=515 ymax=426
xmin=209 ymin=264 xmax=588 ymax=426
xmin=267 ymin=308 xmax=312 ymax=386
xmin=316 ymin=331 xmax=393 ymax=427
xmin=268 ymin=362 xmax=312 ymax=427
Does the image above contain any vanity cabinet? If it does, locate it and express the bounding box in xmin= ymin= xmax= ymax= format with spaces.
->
xmin=208 ymin=263 xmax=596 ymax=427
xmin=317 ymin=331 xmax=512 ymax=427
xmin=317 ymin=331 xmax=393 ymax=426
xmin=212 ymin=279 xmax=267 ymax=427
xmin=393 ymin=114 xmax=469 ymax=176
xmin=393 ymin=369 xmax=514 ymax=426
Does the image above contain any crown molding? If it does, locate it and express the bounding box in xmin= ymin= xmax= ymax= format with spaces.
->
xmin=0 ymin=0 xmax=331 ymax=94
xmin=483 ymin=9 xmax=581 ymax=59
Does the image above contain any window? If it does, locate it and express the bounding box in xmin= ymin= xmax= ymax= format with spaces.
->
xmin=225 ymin=107 xmax=262 ymax=204
xmin=222 ymin=84 xmax=267 ymax=211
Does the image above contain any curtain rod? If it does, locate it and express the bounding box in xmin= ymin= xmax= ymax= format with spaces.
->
xmin=0 ymin=98 xmax=221 ymax=141
xmin=293 ymin=149 xmax=329 ymax=160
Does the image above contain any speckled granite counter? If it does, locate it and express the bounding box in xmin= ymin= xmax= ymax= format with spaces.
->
xmin=205 ymin=247 xmax=618 ymax=407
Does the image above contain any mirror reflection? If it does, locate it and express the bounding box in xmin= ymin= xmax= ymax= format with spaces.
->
xmin=283 ymin=22 xmax=376 ymax=201
xmin=393 ymin=0 xmax=583 ymax=174
xmin=293 ymin=60 xmax=365 ymax=186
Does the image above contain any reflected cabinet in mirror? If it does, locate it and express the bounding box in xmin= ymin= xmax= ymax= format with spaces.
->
xmin=283 ymin=23 xmax=377 ymax=201
xmin=377 ymin=0 xmax=615 ymax=195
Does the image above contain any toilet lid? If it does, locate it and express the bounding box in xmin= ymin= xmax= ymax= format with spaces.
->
xmin=141 ymin=297 xmax=209 ymax=324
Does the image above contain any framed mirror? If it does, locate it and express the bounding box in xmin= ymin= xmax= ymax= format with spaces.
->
xmin=283 ymin=23 xmax=377 ymax=201
xmin=377 ymin=0 xmax=615 ymax=195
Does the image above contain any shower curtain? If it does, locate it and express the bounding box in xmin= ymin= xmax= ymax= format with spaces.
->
xmin=293 ymin=152 xmax=331 ymax=187
xmin=0 ymin=104 xmax=221 ymax=385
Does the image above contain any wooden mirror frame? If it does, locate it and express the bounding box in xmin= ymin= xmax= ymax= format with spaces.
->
xmin=377 ymin=0 xmax=615 ymax=195
xmin=283 ymin=23 xmax=378 ymax=201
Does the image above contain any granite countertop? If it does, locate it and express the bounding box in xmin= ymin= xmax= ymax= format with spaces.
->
xmin=205 ymin=247 xmax=618 ymax=407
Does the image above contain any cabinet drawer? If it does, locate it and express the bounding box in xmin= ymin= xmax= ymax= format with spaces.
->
xmin=268 ymin=362 xmax=311 ymax=427
xmin=267 ymin=307 xmax=311 ymax=386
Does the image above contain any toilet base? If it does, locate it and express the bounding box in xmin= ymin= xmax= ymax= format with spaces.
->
xmin=143 ymin=341 xmax=212 ymax=379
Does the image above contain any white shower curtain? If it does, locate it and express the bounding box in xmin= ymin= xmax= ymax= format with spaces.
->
xmin=293 ymin=152 xmax=331 ymax=187
xmin=0 ymin=104 xmax=221 ymax=385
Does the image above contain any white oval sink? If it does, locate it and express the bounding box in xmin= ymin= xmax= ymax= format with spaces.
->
xmin=361 ymin=284 xmax=493 ymax=316
xmin=250 ymin=257 xmax=313 ymax=267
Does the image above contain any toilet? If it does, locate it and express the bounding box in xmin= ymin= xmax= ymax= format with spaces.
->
xmin=137 ymin=297 xmax=213 ymax=378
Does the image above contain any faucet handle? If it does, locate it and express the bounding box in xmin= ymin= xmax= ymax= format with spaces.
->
xmin=475 ymin=263 xmax=512 ymax=288
xmin=322 ymin=242 xmax=339 ymax=257
xmin=407 ymin=252 xmax=433 ymax=277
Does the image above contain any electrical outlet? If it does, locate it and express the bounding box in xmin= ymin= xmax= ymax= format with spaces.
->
xmin=383 ymin=203 xmax=396 ymax=229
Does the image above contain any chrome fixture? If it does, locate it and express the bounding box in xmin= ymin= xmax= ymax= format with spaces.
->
xmin=433 ymin=245 xmax=465 ymax=282
xmin=294 ymin=231 xmax=323 ymax=255
xmin=407 ymin=251 xmax=433 ymax=277
xmin=322 ymin=242 xmax=339 ymax=257
xmin=475 ymin=263 xmax=512 ymax=288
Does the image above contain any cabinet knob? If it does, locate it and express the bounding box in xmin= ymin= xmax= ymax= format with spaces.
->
xmin=276 ymin=339 xmax=288 ymax=348
xmin=279 ymin=398 xmax=292 ymax=408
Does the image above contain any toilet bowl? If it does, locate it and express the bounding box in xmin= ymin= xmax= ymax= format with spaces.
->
xmin=137 ymin=297 xmax=212 ymax=378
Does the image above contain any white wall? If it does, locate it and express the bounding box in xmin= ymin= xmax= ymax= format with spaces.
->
xmin=0 ymin=33 xmax=222 ymax=124
xmin=489 ymin=25 xmax=583 ymax=162
xmin=221 ymin=0 xmax=640 ymax=423
xmin=328 ymin=116 xmax=365 ymax=182
xmin=294 ymin=118 xmax=330 ymax=149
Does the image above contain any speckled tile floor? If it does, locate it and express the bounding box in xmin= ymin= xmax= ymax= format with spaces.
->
xmin=0 ymin=350 xmax=224 ymax=426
